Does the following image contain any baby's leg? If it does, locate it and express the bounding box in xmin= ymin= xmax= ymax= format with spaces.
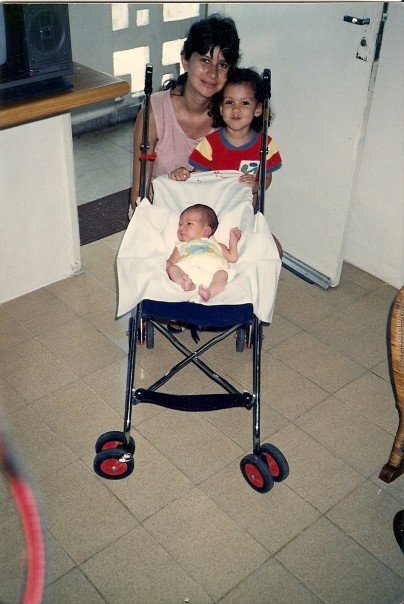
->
xmin=167 ymin=265 xmax=195 ymax=291
xmin=199 ymin=270 xmax=228 ymax=301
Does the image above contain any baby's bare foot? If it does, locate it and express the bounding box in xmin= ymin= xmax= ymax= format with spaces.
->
xmin=182 ymin=276 xmax=195 ymax=291
xmin=198 ymin=285 xmax=211 ymax=301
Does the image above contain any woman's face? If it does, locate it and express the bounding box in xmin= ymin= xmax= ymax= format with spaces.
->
xmin=181 ymin=47 xmax=230 ymax=98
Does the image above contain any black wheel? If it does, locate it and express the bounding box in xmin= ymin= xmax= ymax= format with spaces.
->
xmin=244 ymin=325 xmax=253 ymax=349
xmin=259 ymin=443 xmax=289 ymax=482
xmin=137 ymin=319 xmax=147 ymax=344
xmin=95 ymin=431 xmax=135 ymax=455
xmin=236 ymin=327 xmax=246 ymax=352
xmin=93 ymin=449 xmax=134 ymax=480
xmin=240 ymin=454 xmax=274 ymax=493
xmin=146 ymin=319 xmax=154 ymax=349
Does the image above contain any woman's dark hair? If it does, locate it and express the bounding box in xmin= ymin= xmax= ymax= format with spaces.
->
xmin=164 ymin=13 xmax=240 ymax=106
xmin=220 ymin=66 xmax=274 ymax=131
xmin=181 ymin=14 xmax=240 ymax=66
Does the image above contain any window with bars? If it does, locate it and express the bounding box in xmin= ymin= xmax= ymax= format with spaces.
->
xmin=111 ymin=3 xmax=204 ymax=97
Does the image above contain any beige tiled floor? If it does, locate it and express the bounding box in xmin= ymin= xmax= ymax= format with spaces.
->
xmin=1 ymin=125 xmax=403 ymax=602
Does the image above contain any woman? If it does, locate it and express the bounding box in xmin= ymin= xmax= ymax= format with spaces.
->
xmin=130 ymin=14 xmax=240 ymax=211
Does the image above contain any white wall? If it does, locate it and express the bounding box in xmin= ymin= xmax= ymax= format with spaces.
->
xmin=343 ymin=2 xmax=404 ymax=288
xmin=211 ymin=2 xmax=403 ymax=289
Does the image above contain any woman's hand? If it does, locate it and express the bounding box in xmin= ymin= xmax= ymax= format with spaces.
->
xmin=169 ymin=167 xmax=191 ymax=181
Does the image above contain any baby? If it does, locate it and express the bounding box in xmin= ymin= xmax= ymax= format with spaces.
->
xmin=166 ymin=204 xmax=241 ymax=301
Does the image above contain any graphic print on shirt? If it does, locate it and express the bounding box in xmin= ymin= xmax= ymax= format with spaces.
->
xmin=239 ymin=160 xmax=259 ymax=175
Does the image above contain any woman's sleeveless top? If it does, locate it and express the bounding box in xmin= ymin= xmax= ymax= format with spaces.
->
xmin=150 ymin=90 xmax=207 ymax=178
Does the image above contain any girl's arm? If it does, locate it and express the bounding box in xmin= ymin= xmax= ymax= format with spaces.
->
xmin=220 ymin=228 xmax=241 ymax=263
xmin=130 ymin=105 xmax=158 ymax=210
xmin=239 ymin=173 xmax=272 ymax=209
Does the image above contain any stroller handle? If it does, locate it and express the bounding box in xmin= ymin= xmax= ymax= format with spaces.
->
xmin=144 ymin=63 xmax=153 ymax=96
xmin=257 ymin=67 xmax=272 ymax=214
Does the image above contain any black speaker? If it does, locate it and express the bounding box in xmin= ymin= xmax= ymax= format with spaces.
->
xmin=1 ymin=3 xmax=73 ymax=90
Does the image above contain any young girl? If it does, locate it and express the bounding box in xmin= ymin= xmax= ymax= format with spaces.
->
xmin=166 ymin=204 xmax=241 ymax=301
xmin=168 ymin=67 xmax=282 ymax=209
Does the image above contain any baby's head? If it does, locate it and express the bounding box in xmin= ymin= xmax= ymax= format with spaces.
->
xmin=177 ymin=204 xmax=218 ymax=242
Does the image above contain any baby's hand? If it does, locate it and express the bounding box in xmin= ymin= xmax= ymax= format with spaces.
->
xmin=238 ymin=173 xmax=257 ymax=192
xmin=230 ymin=227 xmax=241 ymax=242
xmin=169 ymin=167 xmax=191 ymax=181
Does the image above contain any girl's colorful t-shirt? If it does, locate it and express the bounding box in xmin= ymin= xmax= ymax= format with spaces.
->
xmin=188 ymin=127 xmax=282 ymax=175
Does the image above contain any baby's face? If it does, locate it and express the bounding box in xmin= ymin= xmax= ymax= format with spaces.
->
xmin=177 ymin=209 xmax=211 ymax=242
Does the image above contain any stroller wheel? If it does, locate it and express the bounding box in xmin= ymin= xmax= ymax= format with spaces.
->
xmin=236 ymin=327 xmax=246 ymax=352
xmin=259 ymin=443 xmax=289 ymax=482
xmin=137 ymin=319 xmax=154 ymax=348
xmin=240 ymin=454 xmax=274 ymax=493
xmin=94 ymin=449 xmax=134 ymax=480
xmin=146 ymin=319 xmax=154 ymax=349
xmin=236 ymin=326 xmax=253 ymax=351
xmin=137 ymin=319 xmax=147 ymax=345
xmin=95 ymin=431 xmax=135 ymax=455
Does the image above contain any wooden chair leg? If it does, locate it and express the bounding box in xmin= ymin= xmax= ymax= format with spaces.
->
xmin=379 ymin=286 xmax=404 ymax=483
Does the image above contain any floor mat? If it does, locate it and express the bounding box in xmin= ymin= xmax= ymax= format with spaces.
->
xmin=78 ymin=189 xmax=130 ymax=245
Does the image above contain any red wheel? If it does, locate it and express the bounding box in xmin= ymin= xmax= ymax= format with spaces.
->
xmin=95 ymin=431 xmax=135 ymax=455
xmin=259 ymin=443 xmax=289 ymax=482
xmin=93 ymin=449 xmax=134 ymax=480
xmin=240 ymin=454 xmax=274 ymax=493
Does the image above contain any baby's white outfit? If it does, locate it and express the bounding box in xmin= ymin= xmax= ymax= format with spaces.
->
xmin=175 ymin=237 xmax=235 ymax=287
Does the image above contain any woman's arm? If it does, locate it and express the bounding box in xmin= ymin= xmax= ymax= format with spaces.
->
xmin=130 ymin=105 xmax=158 ymax=210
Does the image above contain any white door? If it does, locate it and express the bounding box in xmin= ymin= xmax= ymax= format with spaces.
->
xmin=212 ymin=2 xmax=385 ymax=286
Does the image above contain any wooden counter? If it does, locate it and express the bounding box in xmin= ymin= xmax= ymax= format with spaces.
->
xmin=0 ymin=63 xmax=130 ymax=129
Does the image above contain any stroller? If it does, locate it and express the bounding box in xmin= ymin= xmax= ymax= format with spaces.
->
xmin=93 ymin=67 xmax=289 ymax=494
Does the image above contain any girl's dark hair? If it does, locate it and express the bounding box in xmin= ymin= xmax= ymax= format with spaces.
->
xmin=164 ymin=13 xmax=240 ymax=112
xmin=220 ymin=67 xmax=274 ymax=131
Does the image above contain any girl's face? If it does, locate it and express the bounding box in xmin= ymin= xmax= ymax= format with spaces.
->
xmin=220 ymin=83 xmax=262 ymax=133
xmin=181 ymin=47 xmax=230 ymax=98
xmin=177 ymin=209 xmax=212 ymax=242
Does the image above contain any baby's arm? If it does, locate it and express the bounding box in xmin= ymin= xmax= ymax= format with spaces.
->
xmin=168 ymin=167 xmax=192 ymax=181
xmin=220 ymin=228 xmax=241 ymax=263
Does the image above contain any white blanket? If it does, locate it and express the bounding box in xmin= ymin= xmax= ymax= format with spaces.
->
xmin=117 ymin=171 xmax=281 ymax=322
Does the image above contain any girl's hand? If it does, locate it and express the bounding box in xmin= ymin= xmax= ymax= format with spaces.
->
xmin=169 ymin=167 xmax=191 ymax=181
xmin=230 ymin=227 xmax=241 ymax=242
xmin=238 ymin=174 xmax=258 ymax=192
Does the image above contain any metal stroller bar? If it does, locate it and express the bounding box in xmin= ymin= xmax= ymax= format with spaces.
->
xmin=139 ymin=63 xmax=154 ymax=200
xmin=257 ymin=68 xmax=271 ymax=215
xmin=147 ymin=321 xmax=243 ymax=393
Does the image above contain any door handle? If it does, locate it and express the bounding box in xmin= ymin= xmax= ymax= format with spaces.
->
xmin=343 ymin=16 xmax=370 ymax=25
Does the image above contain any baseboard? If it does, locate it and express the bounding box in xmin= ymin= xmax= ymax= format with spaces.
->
xmin=72 ymin=103 xmax=141 ymax=136
xmin=282 ymin=252 xmax=331 ymax=289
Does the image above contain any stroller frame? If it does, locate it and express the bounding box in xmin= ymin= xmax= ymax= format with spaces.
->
xmin=93 ymin=66 xmax=289 ymax=493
